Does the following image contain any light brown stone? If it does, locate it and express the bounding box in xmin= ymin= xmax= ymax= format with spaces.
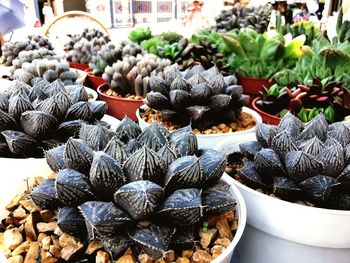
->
xmin=11 ymin=241 xmax=30 ymax=256
xmin=224 ymin=211 xmax=235 ymax=222
xmin=60 ymin=243 xmax=84 ymax=261
xmin=24 ymin=211 xmax=41 ymax=241
xmin=54 ymin=226 xmax=62 ymax=236
xmin=210 ymin=245 xmax=225 ymax=256
xmin=37 ymin=222 xmax=57 ymax=233
xmin=199 ymin=228 xmax=217 ymax=249
xmin=42 ymin=257 xmax=58 ymax=263
xmin=124 ymin=248 xmax=133 ymax=255
xmin=8 ymin=255 xmax=23 ymax=263
xmin=0 ymin=232 xmax=11 ymax=257
xmin=214 ymin=237 xmax=231 ymax=248
xmin=41 ymin=236 xmax=52 ymax=251
xmin=115 ymin=255 xmax=136 ymax=263
xmin=4 ymin=228 xmax=23 ymax=250
xmin=51 ymin=235 xmax=59 ymax=246
xmin=40 ymin=210 xmax=55 ymax=223
xmin=231 ymin=220 xmax=238 ymax=231
xmin=86 ymin=240 xmax=103 ymax=254
xmin=6 ymin=193 xmax=26 ymax=211
xmin=165 ymin=250 xmax=175 ymax=263
xmin=192 ymin=250 xmax=211 ymax=263
xmin=49 ymin=245 xmax=61 ymax=258
xmin=216 ymin=217 xmax=233 ymax=240
xmin=175 ymin=257 xmax=190 ymax=263
xmin=96 ymin=250 xmax=111 ymax=263
xmin=181 ymin=250 xmax=193 ymax=259
xmin=59 ymin=233 xmax=81 ymax=248
xmin=138 ymin=253 xmax=155 ymax=263
xmin=19 ymin=200 xmax=37 ymax=213
xmin=37 ymin=233 xmax=48 ymax=243
xmin=12 ymin=207 xmax=27 ymax=220
xmin=24 ymin=242 xmax=39 ymax=263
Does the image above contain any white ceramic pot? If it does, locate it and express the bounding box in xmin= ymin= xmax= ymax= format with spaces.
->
xmin=85 ymin=86 xmax=98 ymax=101
xmin=214 ymin=135 xmax=350 ymax=248
xmin=136 ymin=107 xmax=262 ymax=149
xmin=71 ymin=68 xmax=87 ymax=85
xmin=0 ymin=172 xmax=246 ymax=263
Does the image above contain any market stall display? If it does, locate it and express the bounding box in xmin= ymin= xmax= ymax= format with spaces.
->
xmin=1 ymin=3 xmax=350 ymax=263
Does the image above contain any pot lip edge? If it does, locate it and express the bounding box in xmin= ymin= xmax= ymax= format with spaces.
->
xmin=135 ymin=106 xmax=263 ymax=137
xmin=211 ymin=173 xmax=247 ymax=262
xmin=251 ymin=97 xmax=282 ymax=121
xmin=97 ymin=84 xmax=144 ymax=103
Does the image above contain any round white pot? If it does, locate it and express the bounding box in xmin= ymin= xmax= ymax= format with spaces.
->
xmin=0 ymin=172 xmax=246 ymax=263
xmin=0 ymin=115 xmax=120 ymax=192
xmin=136 ymin=107 xmax=262 ymax=149
xmin=214 ymin=135 xmax=350 ymax=248
xmin=85 ymin=86 xmax=98 ymax=101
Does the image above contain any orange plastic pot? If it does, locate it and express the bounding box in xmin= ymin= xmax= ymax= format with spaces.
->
xmin=84 ymin=70 xmax=106 ymax=90
xmin=97 ymin=84 xmax=143 ymax=121
xmin=68 ymin=61 xmax=89 ymax=71
xmin=251 ymin=97 xmax=281 ymax=125
xmin=238 ymin=76 xmax=273 ymax=96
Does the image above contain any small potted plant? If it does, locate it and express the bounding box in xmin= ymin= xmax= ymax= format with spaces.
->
xmin=253 ymin=38 xmax=350 ymax=124
xmin=97 ymin=53 xmax=171 ymax=121
xmin=11 ymin=58 xmax=86 ymax=85
xmin=137 ymin=64 xmax=262 ymax=148
xmin=86 ymin=41 xmax=142 ymax=90
xmin=215 ymin=113 xmax=350 ymax=250
xmin=65 ymin=29 xmax=110 ymax=71
xmin=221 ymin=29 xmax=305 ymax=96
xmin=0 ymin=117 xmax=247 ymax=263
xmin=0 ymin=79 xmax=118 ymax=177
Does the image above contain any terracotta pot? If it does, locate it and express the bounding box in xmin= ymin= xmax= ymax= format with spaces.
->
xmin=68 ymin=61 xmax=89 ymax=71
xmin=251 ymin=97 xmax=281 ymax=125
xmin=85 ymin=70 xmax=106 ymax=90
xmin=97 ymin=84 xmax=143 ymax=121
xmin=238 ymin=76 xmax=273 ymax=96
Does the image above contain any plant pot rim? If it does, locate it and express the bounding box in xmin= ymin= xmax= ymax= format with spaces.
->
xmin=97 ymin=84 xmax=144 ymax=103
xmin=237 ymin=75 xmax=272 ymax=81
xmin=136 ymin=106 xmax=262 ymax=138
xmin=67 ymin=60 xmax=89 ymax=66
xmin=251 ymin=97 xmax=282 ymax=122
xmin=212 ymin=173 xmax=247 ymax=263
xmin=214 ymin=137 xmax=350 ymax=216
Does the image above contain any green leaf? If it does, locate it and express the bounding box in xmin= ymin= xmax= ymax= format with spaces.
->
xmin=298 ymin=108 xmax=308 ymax=122
xmin=324 ymin=106 xmax=335 ymax=122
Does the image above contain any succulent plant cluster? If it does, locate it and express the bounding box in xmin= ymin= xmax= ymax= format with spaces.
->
xmin=214 ymin=4 xmax=271 ymax=33
xmin=10 ymin=48 xmax=57 ymax=74
xmin=89 ymin=41 xmax=142 ymax=76
xmin=0 ymin=80 xmax=108 ymax=158
xmin=238 ymin=113 xmax=350 ymax=210
xmin=102 ymin=54 xmax=171 ymax=97
xmin=64 ymin=28 xmax=107 ymax=50
xmin=13 ymin=58 xmax=78 ymax=85
xmin=0 ymin=35 xmax=53 ymax=66
xmin=257 ymin=79 xmax=350 ymax=123
xmin=66 ymin=34 xmax=110 ymax=65
xmin=30 ymin=117 xmax=236 ymax=260
xmin=145 ymin=64 xmax=249 ymax=130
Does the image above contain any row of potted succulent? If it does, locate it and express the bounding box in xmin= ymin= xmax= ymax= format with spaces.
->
xmin=1 ymin=108 xmax=350 ymax=262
